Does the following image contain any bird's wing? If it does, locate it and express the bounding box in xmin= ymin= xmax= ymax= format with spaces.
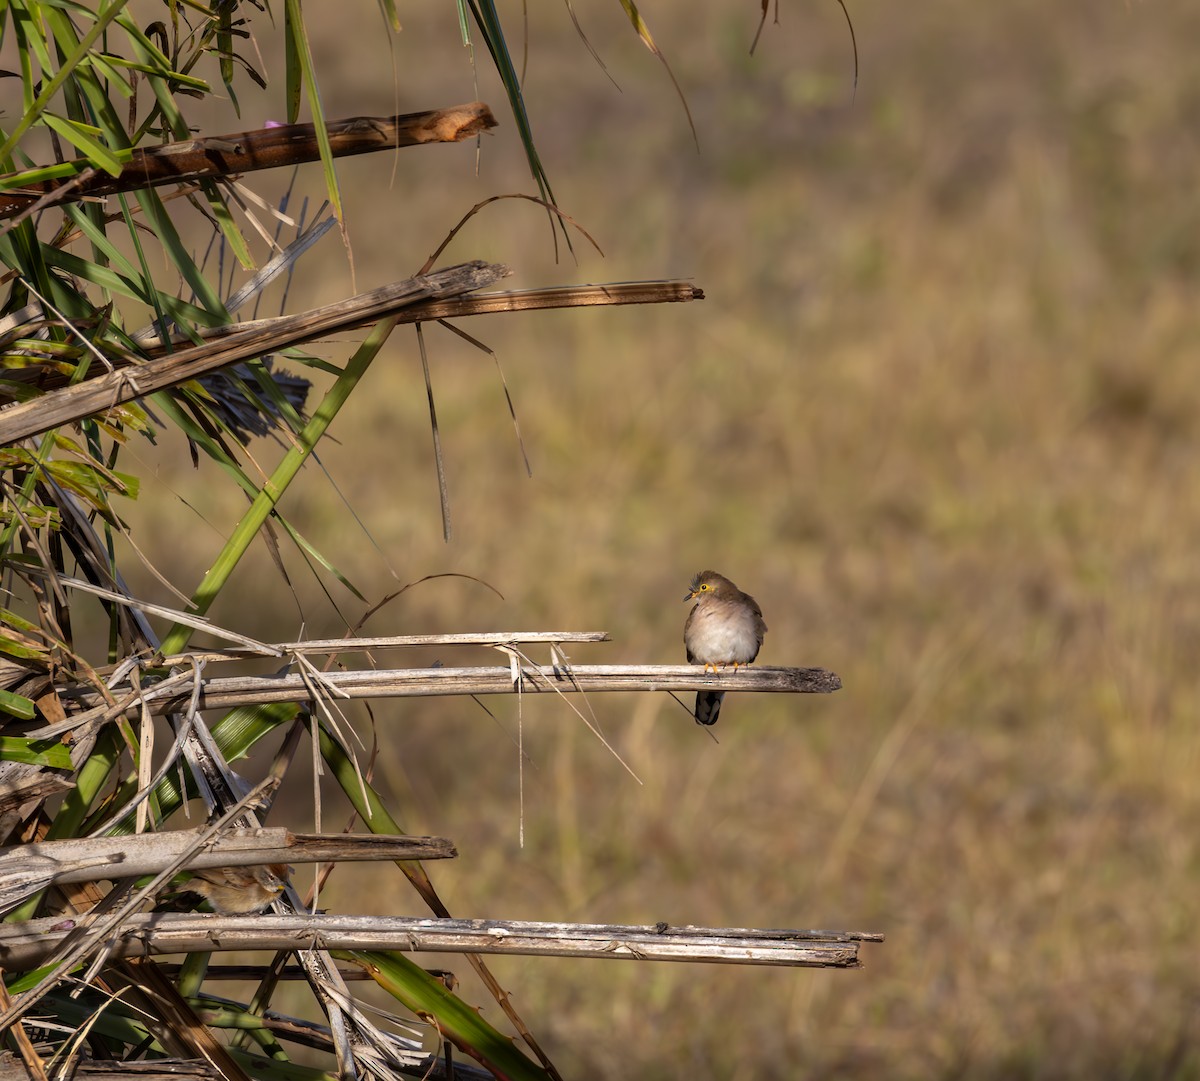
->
xmin=744 ymin=591 xmax=768 ymax=635
xmin=743 ymin=590 xmax=768 ymax=658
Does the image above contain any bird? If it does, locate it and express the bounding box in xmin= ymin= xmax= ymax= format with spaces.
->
xmin=683 ymin=570 xmax=768 ymax=725
xmin=170 ymin=863 xmax=291 ymax=915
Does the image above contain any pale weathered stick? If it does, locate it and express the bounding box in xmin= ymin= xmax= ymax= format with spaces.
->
xmin=0 ymin=1060 xmax=219 ymax=1079
xmin=275 ymin=630 xmax=611 ymax=653
xmin=0 ymin=828 xmax=455 ymax=894
xmin=0 ymin=1063 xmax=217 ymax=1081
xmin=0 ymin=914 xmax=883 ymax=971
xmin=62 ymin=664 xmax=842 ymax=717
xmin=157 ymin=963 xmax=375 ymax=981
xmin=155 ymin=631 xmax=612 ymax=665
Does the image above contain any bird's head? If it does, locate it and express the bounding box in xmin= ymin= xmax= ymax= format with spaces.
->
xmin=683 ymin=569 xmax=735 ymax=602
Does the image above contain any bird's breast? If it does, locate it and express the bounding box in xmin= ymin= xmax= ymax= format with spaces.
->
xmin=685 ymin=604 xmax=762 ymax=665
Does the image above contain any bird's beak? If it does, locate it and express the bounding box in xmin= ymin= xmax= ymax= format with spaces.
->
xmin=683 ymin=589 xmax=697 ymax=602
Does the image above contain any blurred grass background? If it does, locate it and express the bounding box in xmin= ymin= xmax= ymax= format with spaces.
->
xmin=118 ymin=0 xmax=1200 ymax=1076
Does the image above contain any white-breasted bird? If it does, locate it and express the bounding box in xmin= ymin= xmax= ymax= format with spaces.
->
xmin=683 ymin=570 xmax=767 ymax=725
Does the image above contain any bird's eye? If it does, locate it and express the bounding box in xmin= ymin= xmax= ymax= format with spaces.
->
xmin=700 ymin=583 xmax=710 ymax=591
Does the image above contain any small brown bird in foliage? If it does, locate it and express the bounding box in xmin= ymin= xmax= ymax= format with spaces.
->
xmin=181 ymin=863 xmax=291 ymax=915
xmin=683 ymin=570 xmax=768 ymax=725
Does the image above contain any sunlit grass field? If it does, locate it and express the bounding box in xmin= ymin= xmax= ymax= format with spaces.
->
xmin=118 ymin=0 xmax=1200 ymax=1075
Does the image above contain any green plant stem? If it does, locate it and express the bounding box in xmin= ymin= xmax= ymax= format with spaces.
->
xmin=314 ymin=719 xmax=445 ymax=912
xmin=337 ymin=950 xmax=551 ymax=1081
xmin=160 ymin=317 xmax=399 ymax=656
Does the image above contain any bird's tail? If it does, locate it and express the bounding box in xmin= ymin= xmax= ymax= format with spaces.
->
xmin=694 ymin=690 xmax=724 ymax=726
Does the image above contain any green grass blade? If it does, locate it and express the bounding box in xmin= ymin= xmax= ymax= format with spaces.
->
xmin=467 ymin=0 xmax=567 ymax=249
xmin=282 ymin=0 xmax=341 ymax=222
xmin=197 ymin=179 xmax=255 ymax=270
xmin=376 ymin=0 xmax=401 ymax=34
xmin=40 ymin=113 xmax=126 ymax=176
xmin=131 ymin=187 xmax=228 ymax=318
xmin=0 ymin=0 xmax=129 ymax=164
xmin=0 ymin=735 xmax=72 ymax=766
xmin=0 ymin=692 xmax=37 ymax=721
